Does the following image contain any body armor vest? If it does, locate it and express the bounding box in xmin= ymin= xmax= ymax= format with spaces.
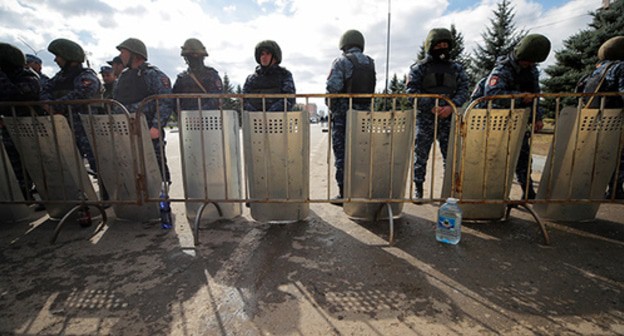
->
xmin=246 ymin=66 xmax=286 ymax=111
xmin=343 ymin=53 xmax=375 ymax=105
xmin=421 ymin=61 xmax=457 ymax=95
xmin=115 ymin=67 xmax=150 ymax=105
xmin=582 ymin=61 xmax=623 ymax=108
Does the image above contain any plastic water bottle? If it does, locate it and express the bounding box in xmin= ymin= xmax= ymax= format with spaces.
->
xmin=436 ymin=197 xmax=462 ymax=244
xmin=159 ymin=184 xmax=173 ymax=230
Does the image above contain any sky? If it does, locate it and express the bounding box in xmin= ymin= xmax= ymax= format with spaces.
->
xmin=1 ymin=0 xmax=601 ymax=112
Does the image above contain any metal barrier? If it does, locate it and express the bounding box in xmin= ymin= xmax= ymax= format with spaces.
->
xmin=0 ymin=141 xmax=32 ymax=222
xmin=1 ymin=92 xmax=623 ymax=246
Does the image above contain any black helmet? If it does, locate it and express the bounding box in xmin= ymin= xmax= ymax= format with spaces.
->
xmin=598 ymin=36 xmax=624 ymax=61
xmin=339 ymin=29 xmax=365 ymax=51
xmin=181 ymin=38 xmax=208 ymax=57
xmin=254 ymin=40 xmax=282 ymax=65
xmin=117 ymin=38 xmax=148 ymax=60
xmin=514 ymin=34 xmax=551 ymax=63
xmin=48 ymin=38 xmax=85 ymax=63
xmin=425 ymin=28 xmax=453 ymax=53
xmin=0 ymin=42 xmax=26 ymax=68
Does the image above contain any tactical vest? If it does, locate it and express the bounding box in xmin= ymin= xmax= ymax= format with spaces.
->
xmin=421 ymin=61 xmax=457 ymax=95
xmin=50 ymin=66 xmax=99 ymax=99
xmin=115 ymin=66 xmax=150 ymax=105
xmin=343 ymin=53 xmax=375 ymax=105
xmin=246 ymin=66 xmax=287 ymax=111
xmin=582 ymin=61 xmax=623 ymax=108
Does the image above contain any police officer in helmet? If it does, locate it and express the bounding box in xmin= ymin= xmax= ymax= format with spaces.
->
xmin=242 ymin=40 xmax=296 ymax=112
xmin=326 ymin=29 xmax=376 ymax=204
xmin=172 ymin=38 xmax=223 ymax=111
xmin=481 ymin=33 xmax=551 ymax=200
xmin=42 ymin=38 xmax=101 ymax=174
xmin=406 ymin=28 xmax=470 ymax=199
xmin=113 ymin=37 xmax=174 ymax=184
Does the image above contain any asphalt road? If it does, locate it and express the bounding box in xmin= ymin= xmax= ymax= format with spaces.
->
xmin=1 ymin=123 xmax=623 ymax=335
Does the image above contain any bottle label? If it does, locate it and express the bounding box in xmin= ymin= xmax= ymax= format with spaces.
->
xmin=438 ymin=216 xmax=456 ymax=229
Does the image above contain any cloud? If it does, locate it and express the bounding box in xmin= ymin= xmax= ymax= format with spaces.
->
xmin=0 ymin=0 xmax=600 ymax=110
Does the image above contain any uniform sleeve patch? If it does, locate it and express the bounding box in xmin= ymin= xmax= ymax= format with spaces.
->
xmin=488 ymin=75 xmax=499 ymax=87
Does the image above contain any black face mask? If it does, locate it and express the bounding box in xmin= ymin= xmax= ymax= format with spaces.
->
xmin=430 ymin=48 xmax=450 ymax=61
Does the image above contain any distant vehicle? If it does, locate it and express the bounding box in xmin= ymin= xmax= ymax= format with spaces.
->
xmin=310 ymin=117 xmax=318 ymax=124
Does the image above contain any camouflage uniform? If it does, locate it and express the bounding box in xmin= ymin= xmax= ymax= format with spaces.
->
xmin=173 ymin=65 xmax=223 ymax=110
xmin=406 ymin=54 xmax=469 ymax=186
xmin=327 ymin=42 xmax=376 ymax=197
xmin=113 ymin=62 xmax=174 ymax=182
xmin=42 ymin=64 xmax=101 ymax=171
xmin=1 ymin=53 xmax=41 ymax=193
xmin=482 ymin=52 xmax=543 ymax=194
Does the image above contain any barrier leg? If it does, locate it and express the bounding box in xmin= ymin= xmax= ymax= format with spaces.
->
xmin=52 ymin=204 xmax=108 ymax=244
xmin=506 ymin=204 xmax=550 ymax=245
xmin=387 ymin=204 xmax=395 ymax=246
xmin=193 ymin=202 xmax=223 ymax=245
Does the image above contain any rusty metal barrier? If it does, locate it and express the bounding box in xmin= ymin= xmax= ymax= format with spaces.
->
xmin=1 ymin=92 xmax=622 ymax=246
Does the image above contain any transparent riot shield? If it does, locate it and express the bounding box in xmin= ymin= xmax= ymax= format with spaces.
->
xmin=442 ymin=108 xmax=530 ymax=220
xmin=535 ymin=106 xmax=624 ymax=221
xmin=343 ymin=109 xmax=414 ymax=219
xmin=179 ymin=110 xmax=242 ymax=222
xmin=0 ymin=141 xmax=32 ymax=222
xmin=243 ymin=110 xmax=309 ymax=223
xmin=3 ymin=115 xmax=98 ymax=220
xmin=81 ymin=113 xmax=160 ymax=221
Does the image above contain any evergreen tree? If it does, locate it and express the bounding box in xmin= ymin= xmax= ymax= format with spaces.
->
xmin=469 ymin=0 xmax=525 ymax=81
xmin=222 ymin=73 xmax=238 ymax=110
xmin=542 ymin=0 xmax=624 ymax=115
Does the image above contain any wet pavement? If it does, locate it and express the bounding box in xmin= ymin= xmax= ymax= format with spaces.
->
xmin=1 ymin=124 xmax=623 ymax=335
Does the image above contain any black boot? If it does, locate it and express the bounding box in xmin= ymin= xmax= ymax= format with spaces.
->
xmin=414 ymin=183 xmax=424 ymax=199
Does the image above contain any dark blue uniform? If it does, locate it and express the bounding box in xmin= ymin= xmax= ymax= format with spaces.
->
xmin=113 ymin=63 xmax=174 ymax=183
xmin=482 ymin=52 xmax=542 ymax=197
xmin=326 ymin=47 xmax=376 ymax=196
xmin=0 ymin=67 xmax=41 ymax=193
xmin=42 ymin=65 xmax=101 ymax=172
xmin=243 ymin=65 xmax=295 ymax=112
xmin=406 ymin=54 xmax=469 ymax=186
xmin=173 ymin=65 xmax=223 ymax=110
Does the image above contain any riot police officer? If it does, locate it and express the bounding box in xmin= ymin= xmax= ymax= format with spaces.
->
xmin=113 ymin=37 xmax=174 ymax=183
xmin=406 ymin=28 xmax=470 ymax=199
xmin=0 ymin=43 xmax=41 ymax=195
xmin=25 ymin=54 xmax=50 ymax=87
xmin=42 ymin=38 xmax=101 ymax=173
xmin=172 ymin=38 xmax=223 ymax=111
xmin=481 ymin=34 xmax=551 ymax=199
xmin=242 ymin=40 xmax=296 ymax=112
xmin=326 ymin=29 xmax=376 ymax=203
xmin=99 ymin=65 xmax=115 ymax=99
xmin=577 ymin=36 xmax=624 ymax=199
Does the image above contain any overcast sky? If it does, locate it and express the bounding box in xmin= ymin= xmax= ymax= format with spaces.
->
xmin=2 ymin=0 xmax=600 ymax=111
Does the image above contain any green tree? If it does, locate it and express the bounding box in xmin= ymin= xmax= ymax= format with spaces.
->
xmin=374 ymin=73 xmax=409 ymax=111
xmin=469 ymin=0 xmax=525 ymax=82
xmin=541 ymin=0 xmax=624 ymax=116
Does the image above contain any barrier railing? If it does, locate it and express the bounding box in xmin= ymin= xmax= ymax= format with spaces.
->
xmin=1 ymin=92 xmax=622 ymax=245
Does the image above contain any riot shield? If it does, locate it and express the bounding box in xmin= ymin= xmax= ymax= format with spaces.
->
xmin=243 ymin=110 xmax=309 ymax=223
xmin=343 ymin=109 xmax=414 ymax=219
xmin=535 ymin=106 xmax=624 ymax=221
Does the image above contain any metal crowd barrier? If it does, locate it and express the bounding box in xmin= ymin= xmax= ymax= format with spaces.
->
xmin=1 ymin=92 xmax=622 ymax=246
